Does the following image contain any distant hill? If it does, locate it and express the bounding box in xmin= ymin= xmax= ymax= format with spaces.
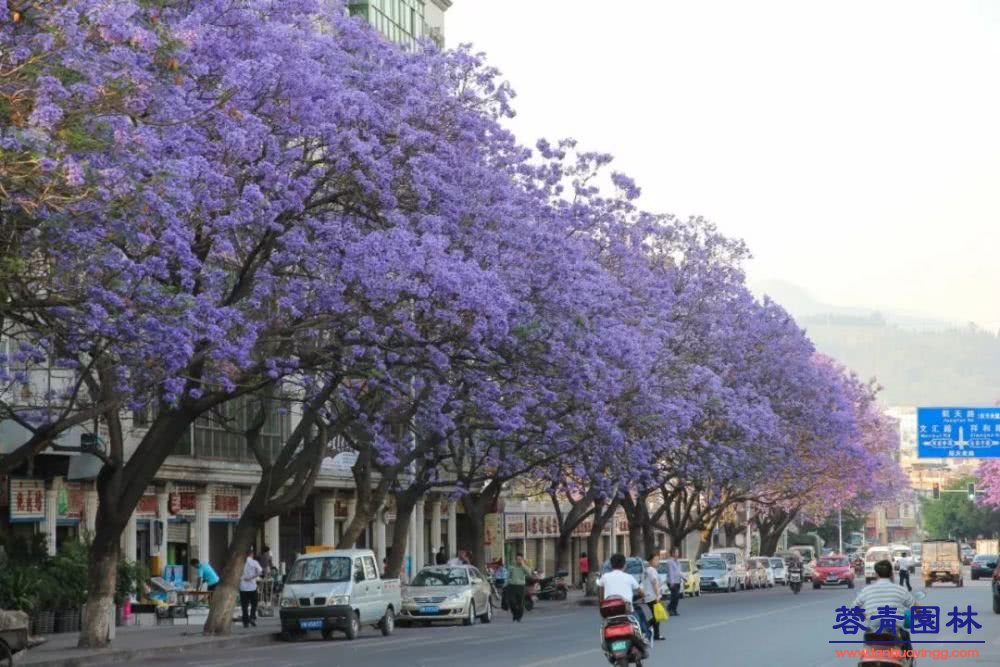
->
xmin=753 ymin=281 xmax=1000 ymax=406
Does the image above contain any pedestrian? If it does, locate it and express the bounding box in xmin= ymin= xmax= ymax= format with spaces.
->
xmin=664 ymin=547 xmax=684 ymax=616
xmin=644 ymin=553 xmax=665 ymax=641
xmin=506 ymin=552 xmax=533 ymax=622
xmin=436 ymin=546 xmax=448 ymax=565
xmin=579 ymin=551 xmax=590 ymax=589
xmin=460 ymin=550 xmax=471 ymax=565
xmin=190 ymin=558 xmax=220 ymax=592
xmin=447 ymin=551 xmax=463 ymax=566
xmin=239 ymin=547 xmax=263 ymax=628
xmin=896 ymin=553 xmax=913 ymax=591
xmin=259 ymin=545 xmax=273 ymax=578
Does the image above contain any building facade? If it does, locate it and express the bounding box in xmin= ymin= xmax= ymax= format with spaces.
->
xmin=348 ymin=0 xmax=452 ymax=49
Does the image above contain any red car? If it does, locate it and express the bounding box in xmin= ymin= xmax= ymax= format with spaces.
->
xmin=813 ymin=555 xmax=856 ymax=589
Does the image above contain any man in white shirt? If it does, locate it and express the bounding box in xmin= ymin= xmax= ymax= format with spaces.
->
xmin=895 ymin=554 xmax=913 ymax=591
xmin=240 ymin=547 xmax=264 ymax=628
xmin=598 ymin=554 xmax=650 ymax=648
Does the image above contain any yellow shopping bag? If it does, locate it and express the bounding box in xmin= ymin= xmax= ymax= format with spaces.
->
xmin=653 ymin=601 xmax=668 ymax=622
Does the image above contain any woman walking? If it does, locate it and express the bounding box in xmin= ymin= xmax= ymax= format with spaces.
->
xmin=644 ymin=553 xmax=665 ymax=641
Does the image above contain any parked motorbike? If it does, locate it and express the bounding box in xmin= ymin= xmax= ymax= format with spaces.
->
xmin=538 ymin=570 xmax=569 ymax=600
xmin=599 ymin=596 xmax=647 ymax=667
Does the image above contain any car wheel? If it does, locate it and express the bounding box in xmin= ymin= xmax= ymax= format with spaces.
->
xmin=993 ymin=592 xmax=1000 ymax=614
xmin=380 ymin=607 xmax=395 ymax=636
xmin=480 ymin=599 xmax=493 ymax=624
xmin=463 ymin=602 xmax=476 ymax=626
xmin=848 ymin=580 xmax=855 ymax=590
xmin=345 ymin=611 xmax=360 ymax=640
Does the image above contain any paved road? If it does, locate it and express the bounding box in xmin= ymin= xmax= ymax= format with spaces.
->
xmin=140 ymin=576 xmax=1000 ymax=667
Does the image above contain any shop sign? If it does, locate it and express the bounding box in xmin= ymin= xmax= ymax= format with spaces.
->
xmin=504 ymin=513 xmax=526 ymax=539
xmin=526 ymin=513 xmax=559 ymax=539
xmin=615 ymin=512 xmax=629 ymax=535
xmin=485 ymin=513 xmax=504 ymax=562
xmin=169 ymin=486 xmax=197 ymax=517
xmin=58 ymin=482 xmax=86 ymax=520
xmin=210 ymin=485 xmax=241 ymax=520
xmin=10 ymin=478 xmax=45 ymax=521
xmin=137 ymin=491 xmax=159 ymax=519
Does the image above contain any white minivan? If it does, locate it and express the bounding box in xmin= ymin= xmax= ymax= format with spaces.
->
xmin=864 ymin=546 xmax=892 ymax=584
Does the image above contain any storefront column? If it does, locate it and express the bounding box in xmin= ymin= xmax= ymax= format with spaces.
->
xmin=343 ymin=498 xmax=356 ymax=547
xmin=320 ymin=495 xmax=337 ymax=546
xmin=540 ymin=538 xmax=547 ymax=574
xmin=265 ymin=515 xmax=280 ymax=567
xmin=43 ymin=485 xmax=59 ymax=556
xmin=447 ymin=501 xmax=457 ymax=559
xmin=122 ymin=512 xmax=138 ymax=562
xmin=374 ymin=514 xmax=387 ymax=565
xmin=610 ymin=513 xmax=618 ymax=557
xmin=194 ymin=492 xmax=211 ymax=567
xmin=150 ymin=490 xmax=169 ymax=576
xmin=82 ymin=488 xmax=99 ymax=539
xmin=430 ymin=499 xmax=442 ymax=559
xmin=414 ymin=499 xmax=425 ymax=570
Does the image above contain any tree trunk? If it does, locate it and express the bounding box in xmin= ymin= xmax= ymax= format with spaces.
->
xmin=78 ymin=519 xmax=121 ymax=648
xmin=723 ymin=521 xmax=739 ymax=547
xmin=642 ymin=521 xmax=656 ymax=558
xmin=585 ymin=524 xmax=602 ymax=597
xmin=697 ymin=527 xmax=713 ymax=558
xmin=203 ymin=514 xmax=257 ymax=635
xmin=628 ymin=523 xmax=642 ymax=556
xmin=385 ymin=491 xmax=418 ymax=580
xmin=553 ymin=530 xmax=572 ymax=578
xmin=461 ymin=495 xmax=487 ymax=571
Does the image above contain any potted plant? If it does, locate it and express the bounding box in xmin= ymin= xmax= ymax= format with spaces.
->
xmin=115 ymin=560 xmax=148 ymax=626
xmin=48 ymin=543 xmax=88 ymax=633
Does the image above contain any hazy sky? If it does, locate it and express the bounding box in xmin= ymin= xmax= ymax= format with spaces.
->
xmin=449 ymin=0 xmax=1000 ymax=327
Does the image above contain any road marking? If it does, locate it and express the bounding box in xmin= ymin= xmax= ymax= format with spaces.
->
xmin=467 ymin=632 xmax=534 ymax=645
xmin=516 ymin=648 xmax=599 ymax=667
xmin=688 ymin=597 xmax=829 ymax=632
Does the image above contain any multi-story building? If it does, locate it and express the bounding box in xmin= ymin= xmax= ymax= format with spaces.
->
xmin=348 ymin=0 xmax=452 ymax=49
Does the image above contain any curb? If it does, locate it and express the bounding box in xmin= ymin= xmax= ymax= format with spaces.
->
xmin=21 ymin=632 xmax=280 ymax=667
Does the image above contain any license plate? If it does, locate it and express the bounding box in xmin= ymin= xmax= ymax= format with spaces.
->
xmin=299 ymin=619 xmax=323 ymax=630
xmin=420 ymin=605 xmax=440 ymax=614
xmin=790 ymin=574 xmax=800 ymax=581
xmin=611 ymin=640 xmax=629 ymax=651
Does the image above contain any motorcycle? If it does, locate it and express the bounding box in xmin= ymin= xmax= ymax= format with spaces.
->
xmin=858 ymin=591 xmax=926 ymax=667
xmin=788 ymin=567 xmax=803 ymax=594
xmin=538 ymin=570 xmax=569 ymax=601
xmin=600 ymin=596 xmax=648 ymax=667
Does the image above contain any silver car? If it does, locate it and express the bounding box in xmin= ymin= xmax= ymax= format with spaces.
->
xmin=399 ymin=565 xmax=494 ymax=626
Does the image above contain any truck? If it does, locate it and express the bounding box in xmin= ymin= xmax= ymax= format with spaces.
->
xmin=279 ymin=548 xmax=401 ymax=641
xmin=921 ymin=539 xmax=963 ymax=587
xmin=975 ymin=539 xmax=999 ymax=556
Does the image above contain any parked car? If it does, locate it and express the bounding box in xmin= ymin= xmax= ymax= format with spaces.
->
xmin=961 ymin=544 xmax=976 ymax=566
xmin=993 ymin=561 xmax=1000 ymax=614
xmin=769 ymin=557 xmax=787 ymax=585
xmin=970 ymin=554 xmax=997 ymax=581
xmin=279 ymin=548 xmax=400 ymax=641
xmin=697 ymin=556 xmax=737 ymax=593
xmin=911 ymin=543 xmax=922 ymax=567
xmin=813 ymin=555 xmax=855 ymax=589
xmin=399 ymin=565 xmax=494 ymax=626
xmin=705 ymin=549 xmax=749 ymax=590
xmin=750 ymin=557 xmax=775 ymax=587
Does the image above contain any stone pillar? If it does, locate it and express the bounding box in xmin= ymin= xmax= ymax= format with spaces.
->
xmin=43 ymin=485 xmax=59 ymax=556
xmin=344 ymin=498 xmax=357 ymax=548
xmin=540 ymin=537 xmax=547 ymax=574
xmin=414 ymin=499 xmax=426 ymax=570
xmin=406 ymin=510 xmax=417 ymax=578
xmin=374 ymin=513 xmax=387 ymax=565
xmin=447 ymin=501 xmax=457 ymax=559
xmin=265 ymin=515 xmax=280 ymax=568
xmin=194 ymin=492 xmax=211 ymax=572
xmin=430 ymin=499 xmax=442 ymax=560
xmin=320 ymin=495 xmax=337 ymax=546
xmin=83 ymin=488 xmax=99 ymax=539
xmin=122 ymin=512 xmax=138 ymax=562
xmin=610 ymin=511 xmax=618 ymax=556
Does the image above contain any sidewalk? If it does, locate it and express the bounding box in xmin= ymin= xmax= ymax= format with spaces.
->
xmin=17 ymin=617 xmax=280 ymax=667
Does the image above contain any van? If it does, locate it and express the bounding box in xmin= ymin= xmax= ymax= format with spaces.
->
xmin=705 ymin=549 xmax=749 ymax=590
xmin=279 ymin=548 xmax=401 ymax=640
xmin=864 ymin=547 xmax=892 ymax=584
xmin=889 ymin=544 xmax=914 ymax=573
xmin=921 ymin=539 xmax=963 ymax=587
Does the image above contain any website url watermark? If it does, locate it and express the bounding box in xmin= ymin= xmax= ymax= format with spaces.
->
xmin=834 ymin=647 xmax=981 ymax=661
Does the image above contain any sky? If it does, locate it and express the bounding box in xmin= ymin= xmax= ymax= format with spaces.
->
xmin=448 ymin=0 xmax=1000 ymax=328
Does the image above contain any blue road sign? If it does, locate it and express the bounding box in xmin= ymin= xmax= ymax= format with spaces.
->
xmin=917 ymin=407 xmax=1000 ymax=458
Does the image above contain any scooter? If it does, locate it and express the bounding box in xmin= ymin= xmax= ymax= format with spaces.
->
xmin=538 ymin=570 xmax=569 ymax=600
xmin=858 ymin=591 xmax=926 ymax=667
xmin=599 ymin=596 xmax=647 ymax=667
xmin=788 ymin=567 xmax=803 ymax=594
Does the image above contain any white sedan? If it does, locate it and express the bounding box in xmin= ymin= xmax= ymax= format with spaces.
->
xmin=769 ymin=557 xmax=787 ymax=584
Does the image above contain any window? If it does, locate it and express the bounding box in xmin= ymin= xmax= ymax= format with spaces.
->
xmin=288 ymin=557 xmax=352 ymax=583
xmin=354 ymin=558 xmax=366 ymax=582
xmin=192 ymin=395 xmax=290 ymax=461
xmin=363 ymin=556 xmax=378 ymax=580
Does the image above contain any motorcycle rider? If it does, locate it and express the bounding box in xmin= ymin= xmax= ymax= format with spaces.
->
xmin=852 ymin=560 xmax=915 ymax=656
xmin=598 ymin=553 xmax=651 ymax=650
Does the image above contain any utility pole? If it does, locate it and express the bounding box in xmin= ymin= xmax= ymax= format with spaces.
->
xmin=745 ymin=501 xmax=751 ymax=560
xmin=838 ymin=507 xmax=843 ymax=554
